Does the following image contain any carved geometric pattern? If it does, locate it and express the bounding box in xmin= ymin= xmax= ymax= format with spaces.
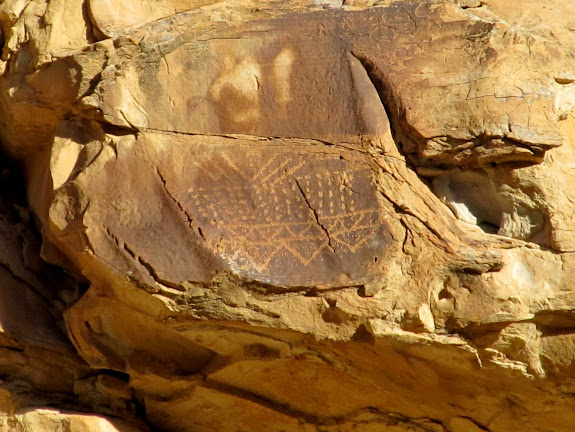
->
xmin=183 ymin=146 xmax=385 ymax=281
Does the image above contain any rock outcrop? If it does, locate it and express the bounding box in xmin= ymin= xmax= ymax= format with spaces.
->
xmin=1 ymin=0 xmax=575 ymax=431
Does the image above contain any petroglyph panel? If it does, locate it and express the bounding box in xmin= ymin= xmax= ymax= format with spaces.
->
xmin=159 ymin=141 xmax=393 ymax=286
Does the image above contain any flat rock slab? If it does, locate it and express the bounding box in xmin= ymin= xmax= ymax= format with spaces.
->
xmin=52 ymin=132 xmax=396 ymax=288
xmin=74 ymin=2 xmax=566 ymax=166
xmin=164 ymin=140 xmax=389 ymax=285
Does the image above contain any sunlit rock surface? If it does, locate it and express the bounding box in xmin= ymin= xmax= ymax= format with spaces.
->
xmin=1 ymin=0 xmax=575 ymax=430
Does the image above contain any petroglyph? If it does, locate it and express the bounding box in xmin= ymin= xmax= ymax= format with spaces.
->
xmin=273 ymin=48 xmax=294 ymax=112
xmin=209 ymin=55 xmax=262 ymax=124
xmin=177 ymin=142 xmax=391 ymax=285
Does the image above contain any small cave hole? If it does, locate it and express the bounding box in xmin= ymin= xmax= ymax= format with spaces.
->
xmin=478 ymin=221 xmax=499 ymax=234
xmin=351 ymin=324 xmax=376 ymax=344
xmin=431 ymin=170 xmax=504 ymax=234
xmin=438 ymin=288 xmax=452 ymax=300
xmin=98 ymin=369 xmax=130 ymax=382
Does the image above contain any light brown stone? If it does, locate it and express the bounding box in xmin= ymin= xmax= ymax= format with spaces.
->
xmin=1 ymin=409 xmax=145 ymax=432
xmin=2 ymin=0 xmax=575 ymax=431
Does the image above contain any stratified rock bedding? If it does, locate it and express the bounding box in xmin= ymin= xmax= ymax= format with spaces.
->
xmin=1 ymin=0 xmax=575 ymax=431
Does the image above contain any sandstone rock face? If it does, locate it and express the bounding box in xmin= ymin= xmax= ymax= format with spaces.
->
xmin=1 ymin=0 xmax=575 ymax=431
xmin=0 ymin=156 xmax=148 ymax=431
xmin=1 ymin=409 xmax=144 ymax=432
xmin=58 ymin=133 xmax=394 ymax=288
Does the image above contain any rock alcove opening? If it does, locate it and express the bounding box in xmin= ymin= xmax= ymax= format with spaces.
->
xmin=430 ymin=168 xmax=549 ymax=246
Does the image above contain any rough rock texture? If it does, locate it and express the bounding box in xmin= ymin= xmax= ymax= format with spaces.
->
xmin=1 ymin=0 xmax=575 ymax=431
xmin=0 ymin=154 xmax=149 ymax=431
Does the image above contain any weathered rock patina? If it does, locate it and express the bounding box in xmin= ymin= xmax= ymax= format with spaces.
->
xmin=1 ymin=0 xmax=575 ymax=431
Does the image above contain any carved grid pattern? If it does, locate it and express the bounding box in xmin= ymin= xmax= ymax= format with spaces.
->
xmin=186 ymin=150 xmax=380 ymax=272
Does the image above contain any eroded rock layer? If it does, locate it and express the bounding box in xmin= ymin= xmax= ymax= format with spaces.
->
xmin=1 ymin=0 xmax=575 ymax=431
